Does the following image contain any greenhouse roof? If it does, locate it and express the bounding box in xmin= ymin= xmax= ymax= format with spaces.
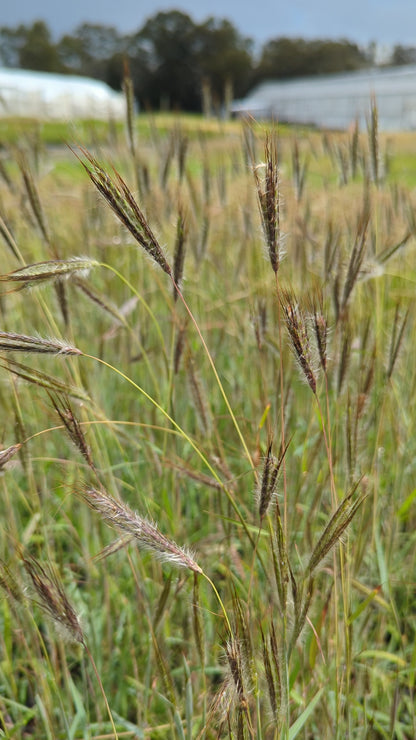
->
xmin=0 ymin=67 xmax=125 ymax=120
xmin=232 ymin=64 xmax=416 ymax=130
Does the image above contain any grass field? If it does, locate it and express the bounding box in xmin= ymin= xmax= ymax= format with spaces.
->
xmin=0 ymin=110 xmax=414 ymax=739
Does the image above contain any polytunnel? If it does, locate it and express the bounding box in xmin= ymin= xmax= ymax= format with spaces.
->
xmin=0 ymin=67 xmax=126 ymax=120
xmin=232 ymin=64 xmax=416 ymax=130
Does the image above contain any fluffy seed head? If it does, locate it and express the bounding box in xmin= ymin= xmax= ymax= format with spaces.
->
xmin=23 ymin=555 xmax=84 ymax=644
xmin=82 ymin=486 xmax=202 ymax=574
xmin=0 ymin=257 xmax=98 ymax=292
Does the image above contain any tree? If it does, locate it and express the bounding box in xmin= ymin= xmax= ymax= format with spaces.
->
xmin=195 ymin=18 xmax=253 ymax=109
xmin=391 ymin=45 xmax=416 ymax=66
xmin=131 ymin=11 xmax=201 ymax=110
xmin=0 ymin=25 xmax=27 ymax=67
xmin=56 ymin=23 xmax=126 ymax=84
xmin=19 ymin=21 xmax=61 ymax=72
xmin=56 ymin=34 xmax=90 ymax=73
xmin=256 ymin=37 xmax=368 ymax=82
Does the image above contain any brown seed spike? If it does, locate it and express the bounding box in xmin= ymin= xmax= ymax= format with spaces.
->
xmin=73 ymin=147 xmax=172 ymax=276
xmin=48 ymin=394 xmax=95 ymax=470
xmin=0 ymin=444 xmax=21 ymax=471
xmin=172 ymin=205 xmax=188 ymax=301
xmin=254 ymin=132 xmax=282 ymax=274
xmin=23 ymin=555 xmax=84 ymax=645
xmin=280 ymin=290 xmax=317 ymax=393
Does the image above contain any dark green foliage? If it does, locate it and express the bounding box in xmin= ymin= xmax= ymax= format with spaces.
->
xmin=256 ymin=37 xmax=369 ymax=82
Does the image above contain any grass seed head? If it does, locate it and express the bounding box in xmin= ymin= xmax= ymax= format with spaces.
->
xmin=1 ymin=357 xmax=89 ymax=401
xmin=49 ymin=394 xmax=95 ymax=469
xmin=172 ymin=205 xmax=188 ymax=300
xmin=257 ymin=439 xmax=287 ymax=519
xmin=0 ymin=560 xmax=25 ymax=607
xmin=23 ymin=555 xmax=84 ymax=644
xmin=280 ymin=289 xmax=317 ymax=393
xmin=0 ymin=332 xmax=81 ymax=356
xmin=75 ymin=147 xmax=172 ymax=276
xmin=0 ymin=444 xmax=22 ymax=471
xmin=82 ymin=486 xmax=202 ymax=574
xmin=0 ymin=257 xmax=98 ymax=293
xmin=254 ymin=132 xmax=282 ymax=274
xmin=306 ymin=484 xmax=366 ymax=574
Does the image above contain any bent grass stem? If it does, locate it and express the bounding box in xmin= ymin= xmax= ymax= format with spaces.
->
xmin=100 ymin=261 xmax=169 ymax=372
xmin=81 ymin=351 xmax=262 ymax=559
xmin=173 ymin=280 xmax=256 ymax=480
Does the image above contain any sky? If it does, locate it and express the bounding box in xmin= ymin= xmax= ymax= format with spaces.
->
xmin=1 ymin=0 xmax=416 ymax=48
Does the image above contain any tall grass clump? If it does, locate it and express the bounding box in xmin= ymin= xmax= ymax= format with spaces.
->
xmin=0 ymin=108 xmax=414 ymax=739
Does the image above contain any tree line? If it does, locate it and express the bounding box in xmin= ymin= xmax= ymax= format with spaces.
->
xmin=0 ymin=12 xmax=409 ymax=113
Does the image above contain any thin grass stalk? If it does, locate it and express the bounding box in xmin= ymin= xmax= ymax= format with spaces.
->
xmin=83 ymin=641 xmax=120 ymax=740
xmin=386 ymin=305 xmax=409 ymax=380
xmin=368 ymin=97 xmax=380 ymax=185
xmin=0 ymin=214 xmax=21 ymax=260
xmin=123 ymin=59 xmax=136 ymax=160
xmin=99 ymin=261 xmax=169 ymax=372
xmin=18 ymin=153 xmax=50 ymax=244
xmin=74 ymin=274 xmax=162 ymax=397
xmin=274 ymin=276 xmax=289 ymax=543
xmin=266 ymin=516 xmax=289 ymax=736
xmin=172 ymin=279 xmax=256 ymax=476
xmin=78 ymin=149 xmax=255 ymax=484
xmin=319 ymin=360 xmax=343 ymax=707
xmin=185 ymin=353 xmax=212 ymax=438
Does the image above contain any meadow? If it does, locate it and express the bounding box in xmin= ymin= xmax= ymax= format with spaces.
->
xmin=0 ymin=107 xmax=414 ymax=739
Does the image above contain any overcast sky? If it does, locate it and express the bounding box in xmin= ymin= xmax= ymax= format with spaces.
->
xmin=1 ymin=0 xmax=416 ymax=48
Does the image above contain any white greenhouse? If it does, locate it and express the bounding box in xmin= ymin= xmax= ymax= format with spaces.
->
xmin=0 ymin=68 xmax=126 ymax=121
xmin=232 ymin=64 xmax=416 ymax=130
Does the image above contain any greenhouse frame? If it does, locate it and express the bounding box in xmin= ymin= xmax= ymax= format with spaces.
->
xmin=0 ymin=68 xmax=125 ymax=120
xmin=232 ymin=64 xmax=416 ymax=130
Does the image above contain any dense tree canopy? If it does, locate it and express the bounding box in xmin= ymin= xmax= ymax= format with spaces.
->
xmin=133 ymin=11 xmax=202 ymax=110
xmin=18 ymin=21 xmax=61 ymax=72
xmin=0 ymin=13 xmax=410 ymax=112
xmin=196 ymin=18 xmax=253 ymax=102
xmin=256 ymin=38 xmax=369 ymax=82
